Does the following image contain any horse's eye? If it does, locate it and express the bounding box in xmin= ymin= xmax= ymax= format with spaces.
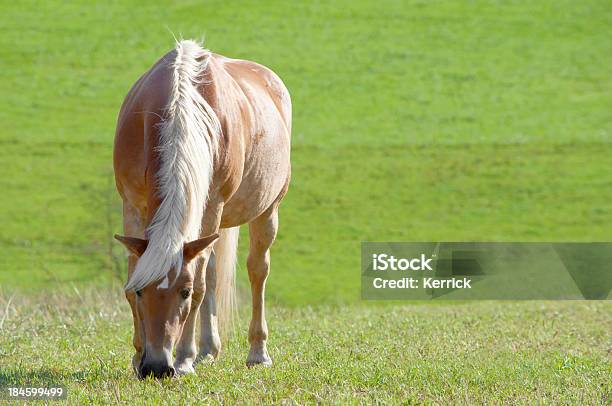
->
xmin=180 ymin=288 xmax=192 ymax=299
xmin=135 ymin=290 xmax=142 ymax=297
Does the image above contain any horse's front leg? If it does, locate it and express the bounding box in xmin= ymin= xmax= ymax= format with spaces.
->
xmin=122 ymin=202 xmax=146 ymax=373
xmin=174 ymin=257 xmax=207 ymax=375
xmin=197 ymin=252 xmax=222 ymax=362
xmin=125 ymin=272 xmax=144 ymax=373
xmin=174 ymin=200 xmax=223 ymax=374
xmin=246 ymin=206 xmax=278 ymax=367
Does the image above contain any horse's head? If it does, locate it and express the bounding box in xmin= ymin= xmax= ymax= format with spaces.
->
xmin=115 ymin=233 xmax=218 ymax=379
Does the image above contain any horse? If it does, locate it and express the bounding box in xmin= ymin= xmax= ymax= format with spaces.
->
xmin=113 ymin=39 xmax=291 ymax=379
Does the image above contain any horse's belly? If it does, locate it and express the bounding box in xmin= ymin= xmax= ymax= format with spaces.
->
xmin=220 ymin=136 xmax=290 ymax=227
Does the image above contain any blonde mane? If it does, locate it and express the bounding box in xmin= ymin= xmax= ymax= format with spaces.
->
xmin=125 ymin=40 xmax=221 ymax=291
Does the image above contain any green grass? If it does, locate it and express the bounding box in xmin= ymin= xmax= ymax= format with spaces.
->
xmin=1 ymin=0 xmax=611 ymax=303
xmin=0 ymin=291 xmax=609 ymax=403
xmin=0 ymin=1 xmax=611 ymax=402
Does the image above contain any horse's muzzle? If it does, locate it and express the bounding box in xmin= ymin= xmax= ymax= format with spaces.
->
xmin=139 ymin=360 xmax=176 ymax=379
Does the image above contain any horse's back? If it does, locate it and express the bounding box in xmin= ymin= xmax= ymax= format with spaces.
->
xmin=212 ymin=55 xmax=292 ymax=226
xmin=220 ymin=56 xmax=291 ymax=132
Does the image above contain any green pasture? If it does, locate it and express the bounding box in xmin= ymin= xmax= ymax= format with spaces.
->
xmin=0 ymin=0 xmax=610 ymax=402
xmin=1 ymin=0 xmax=611 ymax=303
xmin=0 ymin=292 xmax=610 ymax=403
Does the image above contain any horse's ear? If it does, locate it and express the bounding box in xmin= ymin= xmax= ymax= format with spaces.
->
xmin=183 ymin=233 xmax=219 ymax=263
xmin=114 ymin=234 xmax=148 ymax=257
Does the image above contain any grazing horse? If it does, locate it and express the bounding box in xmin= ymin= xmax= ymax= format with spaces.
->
xmin=113 ymin=40 xmax=291 ymax=378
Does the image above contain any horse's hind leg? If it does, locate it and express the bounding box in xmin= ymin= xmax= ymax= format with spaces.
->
xmin=197 ymin=252 xmax=222 ymax=362
xmin=246 ymin=206 xmax=278 ymax=366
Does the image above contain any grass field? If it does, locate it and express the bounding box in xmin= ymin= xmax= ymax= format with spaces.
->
xmin=0 ymin=0 xmax=611 ymax=403
xmin=1 ymin=0 xmax=611 ymax=301
xmin=0 ymin=291 xmax=610 ymax=403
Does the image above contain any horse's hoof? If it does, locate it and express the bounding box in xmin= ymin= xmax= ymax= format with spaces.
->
xmin=246 ymin=358 xmax=272 ymax=368
xmin=174 ymin=361 xmax=195 ymax=376
xmin=195 ymin=353 xmax=216 ymax=365
xmin=246 ymin=352 xmax=272 ymax=368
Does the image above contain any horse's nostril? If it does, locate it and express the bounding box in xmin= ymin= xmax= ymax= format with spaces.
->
xmin=167 ymin=366 xmax=176 ymax=378
xmin=156 ymin=365 xmax=175 ymax=379
xmin=138 ymin=364 xmax=152 ymax=380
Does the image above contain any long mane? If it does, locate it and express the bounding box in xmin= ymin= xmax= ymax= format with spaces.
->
xmin=125 ymin=40 xmax=221 ymax=291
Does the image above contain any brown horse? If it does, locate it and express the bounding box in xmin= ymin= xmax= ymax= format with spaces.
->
xmin=113 ymin=40 xmax=291 ymax=378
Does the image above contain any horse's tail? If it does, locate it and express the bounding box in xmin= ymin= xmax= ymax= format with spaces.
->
xmin=215 ymin=226 xmax=239 ymax=336
xmin=126 ymin=39 xmax=221 ymax=292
